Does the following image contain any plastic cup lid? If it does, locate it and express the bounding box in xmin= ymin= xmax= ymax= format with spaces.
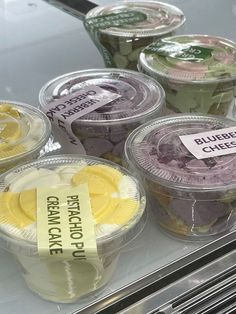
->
xmin=125 ymin=114 xmax=236 ymax=190
xmin=85 ymin=0 xmax=185 ymax=37
xmin=0 ymin=101 xmax=51 ymax=166
xmin=39 ymin=69 xmax=165 ymax=126
xmin=0 ymin=155 xmax=146 ymax=255
xmin=139 ymin=35 xmax=236 ymax=83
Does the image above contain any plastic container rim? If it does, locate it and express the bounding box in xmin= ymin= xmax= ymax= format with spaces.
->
xmin=85 ymin=0 xmax=186 ymax=38
xmin=139 ymin=34 xmax=236 ymax=84
xmin=0 ymin=154 xmax=146 ymax=255
xmin=124 ymin=113 xmax=236 ymax=192
xmin=0 ymin=100 xmax=51 ymax=166
xmin=39 ymin=68 xmax=166 ymax=126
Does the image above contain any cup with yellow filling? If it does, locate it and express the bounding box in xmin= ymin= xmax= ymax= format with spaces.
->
xmin=0 ymin=155 xmax=146 ymax=303
xmin=0 ymin=101 xmax=51 ymax=173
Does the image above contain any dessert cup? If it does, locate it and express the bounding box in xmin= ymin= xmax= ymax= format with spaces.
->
xmin=0 ymin=100 xmax=51 ymax=173
xmin=84 ymin=1 xmax=185 ymax=70
xmin=124 ymin=114 xmax=236 ymax=240
xmin=139 ymin=35 xmax=236 ymax=116
xmin=0 ymin=155 xmax=146 ymax=302
xmin=39 ymin=69 xmax=165 ymax=164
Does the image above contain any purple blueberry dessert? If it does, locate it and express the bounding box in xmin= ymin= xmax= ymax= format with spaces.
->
xmin=39 ymin=69 xmax=165 ymax=164
xmin=124 ymin=114 xmax=236 ymax=240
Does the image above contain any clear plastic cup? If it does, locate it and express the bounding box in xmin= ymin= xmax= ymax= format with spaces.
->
xmin=0 ymin=155 xmax=146 ymax=303
xmin=39 ymin=69 xmax=165 ymax=164
xmin=84 ymin=1 xmax=185 ymax=70
xmin=139 ymin=35 xmax=236 ymax=116
xmin=0 ymin=100 xmax=51 ymax=173
xmin=124 ymin=114 xmax=236 ymax=241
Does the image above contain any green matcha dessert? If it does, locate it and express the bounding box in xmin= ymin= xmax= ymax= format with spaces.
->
xmin=139 ymin=35 xmax=236 ymax=116
xmin=84 ymin=1 xmax=185 ymax=70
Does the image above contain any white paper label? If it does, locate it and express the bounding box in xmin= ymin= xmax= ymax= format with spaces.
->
xmin=43 ymin=85 xmax=121 ymax=153
xmin=37 ymin=184 xmax=101 ymax=262
xmin=179 ymin=126 xmax=236 ymax=159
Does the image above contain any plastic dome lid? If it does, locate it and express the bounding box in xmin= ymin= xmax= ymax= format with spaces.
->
xmin=39 ymin=69 xmax=165 ymax=126
xmin=125 ymin=114 xmax=236 ymax=190
xmin=0 ymin=155 xmax=146 ymax=255
xmin=139 ymin=35 xmax=236 ymax=83
xmin=85 ymin=1 xmax=185 ymax=37
xmin=0 ymin=101 xmax=51 ymax=165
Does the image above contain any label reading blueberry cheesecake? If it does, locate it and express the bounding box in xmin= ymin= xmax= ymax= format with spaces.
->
xmin=37 ymin=184 xmax=100 ymax=262
xmin=144 ymin=40 xmax=213 ymax=61
xmin=44 ymin=85 xmax=120 ymax=153
xmin=84 ymin=11 xmax=147 ymax=67
xmin=179 ymin=126 xmax=236 ymax=159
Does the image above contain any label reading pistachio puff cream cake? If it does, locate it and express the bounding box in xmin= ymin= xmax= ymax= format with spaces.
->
xmin=37 ymin=184 xmax=99 ymax=262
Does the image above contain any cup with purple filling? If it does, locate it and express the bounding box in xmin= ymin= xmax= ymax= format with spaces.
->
xmin=124 ymin=114 xmax=236 ymax=240
xmin=39 ymin=68 xmax=165 ymax=164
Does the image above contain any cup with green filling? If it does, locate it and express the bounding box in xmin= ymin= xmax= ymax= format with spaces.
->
xmin=139 ymin=35 xmax=236 ymax=116
xmin=84 ymin=1 xmax=185 ymax=70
